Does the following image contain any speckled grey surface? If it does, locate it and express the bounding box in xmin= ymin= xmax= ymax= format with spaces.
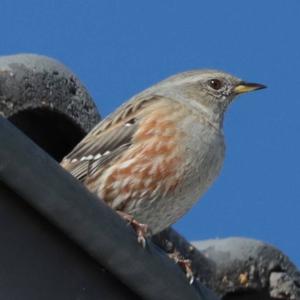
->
xmin=0 ymin=53 xmax=100 ymax=133
xmin=194 ymin=238 xmax=300 ymax=299
xmin=0 ymin=54 xmax=101 ymax=161
xmin=153 ymin=229 xmax=300 ymax=300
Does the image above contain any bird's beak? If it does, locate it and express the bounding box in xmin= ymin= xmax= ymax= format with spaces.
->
xmin=234 ymin=82 xmax=266 ymax=94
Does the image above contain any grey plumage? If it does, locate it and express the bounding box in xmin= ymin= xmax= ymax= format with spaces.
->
xmin=61 ymin=70 xmax=265 ymax=234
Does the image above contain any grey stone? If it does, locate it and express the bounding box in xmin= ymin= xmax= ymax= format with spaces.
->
xmin=0 ymin=53 xmax=100 ymax=160
xmin=269 ymin=272 xmax=298 ymax=299
xmin=194 ymin=237 xmax=300 ymax=299
xmin=153 ymin=229 xmax=300 ymax=299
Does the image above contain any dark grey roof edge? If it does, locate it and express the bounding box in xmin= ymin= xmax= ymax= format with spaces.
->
xmin=0 ymin=117 xmax=219 ymax=300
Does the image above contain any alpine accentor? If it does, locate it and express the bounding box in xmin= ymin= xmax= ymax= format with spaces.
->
xmin=61 ymin=70 xmax=265 ymax=235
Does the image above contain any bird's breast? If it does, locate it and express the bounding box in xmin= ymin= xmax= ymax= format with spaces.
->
xmin=98 ymin=103 xmax=187 ymax=210
xmin=96 ymin=102 xmax=225 ymax=233
xmin=179 ymin=116 xmax=225 ymax=196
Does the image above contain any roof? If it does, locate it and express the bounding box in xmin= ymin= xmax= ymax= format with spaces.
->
xmin=0 ymin=53 xmax=299 ymax=300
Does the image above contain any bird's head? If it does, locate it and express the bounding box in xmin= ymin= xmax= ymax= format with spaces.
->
xmin=154 ymin=69 xmax=266 ymax=127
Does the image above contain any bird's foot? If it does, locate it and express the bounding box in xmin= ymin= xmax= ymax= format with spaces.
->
xmin=117 ymin=211 xmax=149 ymax=248
xmin=168 ymin=249 xmax=194 ymax=284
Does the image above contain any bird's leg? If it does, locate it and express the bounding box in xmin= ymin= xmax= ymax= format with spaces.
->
xmin=117 ymin=211 xmax=150 ymax=248
xmin=168 ymin=249 xmax=194 ymax=284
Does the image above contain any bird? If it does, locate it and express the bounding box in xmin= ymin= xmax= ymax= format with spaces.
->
xmin=61 ymin=70 xmax=265 ymax=239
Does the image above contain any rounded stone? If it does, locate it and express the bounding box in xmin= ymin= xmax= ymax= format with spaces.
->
xmin=0 ymin=54 xmax=101 ymax=161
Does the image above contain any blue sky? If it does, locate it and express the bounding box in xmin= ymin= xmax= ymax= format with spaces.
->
xmin=1 ymin=1 xmax=299 ymax=267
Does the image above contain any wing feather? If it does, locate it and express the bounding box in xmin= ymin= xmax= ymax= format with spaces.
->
xmin=61 ymin=95 xmax=159 ymax=182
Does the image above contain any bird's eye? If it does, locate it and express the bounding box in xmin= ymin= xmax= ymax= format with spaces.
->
xmin=208 ymin=79 xmax=223 ymax=90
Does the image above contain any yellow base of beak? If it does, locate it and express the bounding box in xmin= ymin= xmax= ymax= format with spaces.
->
xmin=234 ymin=82 xmax=266 ymax=94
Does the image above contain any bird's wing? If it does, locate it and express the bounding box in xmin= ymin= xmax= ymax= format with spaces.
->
xmin=61 ymin=95 xmax=160 ymax=182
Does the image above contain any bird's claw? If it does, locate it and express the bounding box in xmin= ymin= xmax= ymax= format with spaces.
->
xmin=136 ymin=222 xmax=149 ymax=248
xmin=117 ymin=211 xmax=149 ymax=248
xmin=168 ymin=250 xmax=194 ymax=285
